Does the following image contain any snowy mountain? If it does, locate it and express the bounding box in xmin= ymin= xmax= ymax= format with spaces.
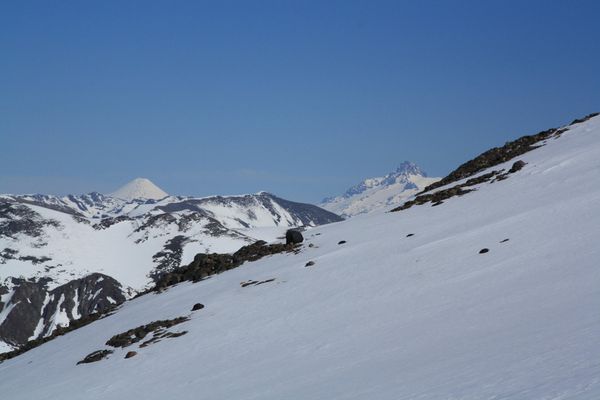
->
xmin=1 ymin=112 xmax=600 ymax=399
xmin=0 ymin=186 xmax=342 ymax=350
xmin=320 ymin=161 xmax=440 ymax=217
xmin=109 ymin=178 xmax=169 ymax=201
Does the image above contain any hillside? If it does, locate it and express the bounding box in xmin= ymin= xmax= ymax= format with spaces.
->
xmin=0 ymin=190 xmax=341 ymax=350
xmin=1 ymin=114 xmax=599 ymax=399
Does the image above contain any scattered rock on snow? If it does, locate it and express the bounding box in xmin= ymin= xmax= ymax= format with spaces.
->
xmin=305 ymin=261 xmax=315 ymax=267
xmin=106 ymin=317 xmax=189 ymax=348
xmin=77 ymin=349 xmax=113 ymax=365
xmin=338 ymin=240 xmax=347 ymax=245
xmin=191 ymin=303 xmax=204 ymax=311
xmin=509 ymin=160 xmax=527 ymax=173
xmin=125 ymin=351 xmax=137 ymax=359
xmin=240 ymin=279 xmax=276 ymax=288
xmin=479 ymin=248 xmax=490 ymax=254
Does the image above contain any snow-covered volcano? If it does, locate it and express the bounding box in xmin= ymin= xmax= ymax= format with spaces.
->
xmin=109 ymin=178 xmax=168 ymax=201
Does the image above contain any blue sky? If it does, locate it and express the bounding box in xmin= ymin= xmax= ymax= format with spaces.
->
xmin=1 ymin=1 xmax=599 ymax=202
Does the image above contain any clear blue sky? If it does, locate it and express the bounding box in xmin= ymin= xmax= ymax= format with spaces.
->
xmin=1 ymin=1 xmax=599 ymax=202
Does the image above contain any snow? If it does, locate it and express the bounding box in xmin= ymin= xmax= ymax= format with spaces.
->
xmin=320 ymin=163 xmax=439 ymax=217
xmin=1 ymin=116 xmax=600 ymax=399
xmin=28 ymin=294 xmax=50 ymax=341
xmin=109 ymin=178 xmax=169 ymax=201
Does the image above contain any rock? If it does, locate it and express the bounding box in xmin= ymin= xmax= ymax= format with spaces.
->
xmin=479 ymin=248 xmax=490 ymax=254
xmin=509 ymin=160 xmax=526 ymax=173
xmin=0 ymin=273 xmax=125 ymax=347
xmin=191 ymin=303 xmax=204 ymax=311
xmin=285 ymin=229 xmax=304 ymax=245
xmin=77 ymin=349 xmax=113 ymax=365
xmin=500 ymin=238 xmax=509 ymax=243
xmin=308 ymin=243 xmax=314 ymax=248
xmin=305 ymin=261 xmax=315 ymax=267
xmin=106 ymin=317 xmax=189 ymax=348
xmin=406 ymin=233 xmax=415 ymax=237
xmin=420 ymin=124 xmax=569 ymax=194
xmin=152 ymin=240 xmax=295 ymax=291
xmin=125 ymin=351 xmax=137 ymax=359
xmin=338 ymin=240 xmax=347 ymax=245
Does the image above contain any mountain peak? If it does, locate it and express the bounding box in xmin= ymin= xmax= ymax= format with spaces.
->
xmin=109 ymin=178 xmax=168 ymax=201
xmin=395 ymin=161 xmax=426 ymax=177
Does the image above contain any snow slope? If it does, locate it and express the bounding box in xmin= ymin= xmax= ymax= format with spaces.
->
xmin=1 ymin=116 xmax=600 ymax=399
xmin=320 ymin=161 xmax=439 ymax=217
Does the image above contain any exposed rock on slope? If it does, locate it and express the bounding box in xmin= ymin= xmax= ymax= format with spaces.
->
xmin=391 ymin=113 xmax=599 ymax=212
xmin=0 ymin=274 xmax=125 ymax=347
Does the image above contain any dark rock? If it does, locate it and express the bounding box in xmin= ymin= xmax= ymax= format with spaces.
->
xmin=406 ymin=234 xmax=415 ymax=237
xmin=0 ymin=273 xmax=125 ymax=348
xmin=305 ymin=261 xmax=315 ymax=267
xmin=191 ymin=303 xmax=204 ymax=311
xmin=509 ymin=160 xmax=526 ymax=173
xmin=479 ymin=248 xmax=490 ymax=254
xmin=570 ymin=112 xmax=599 ymax=125
xmin=391 ymin=185 xmax=474 ymax=212
xmin=240 ymin=278 xmax=276 ymax=287
xmin=285 ymin=229 xmax=304 ymax=245
xmin=0 ymin=201 xmax=61 ymax=239
xmin=106 ymin=317 xmax=189 ymax=348
xmin=77 ymin=349 xmax=113 ymax=365
xmin=338 ymin=240 xmax=347 ymax=245
xmin=308 ymin=243 xmax=314 ymax=248
xmin=500 ymin=238 xmax=510 ymax=243
xmin=420 ymin=123 xmax=570 ymax=194
xmin=152 ymin=240 xmax=296 ymax=291
xmin=125 ymin=351 xmax=137 ymax=359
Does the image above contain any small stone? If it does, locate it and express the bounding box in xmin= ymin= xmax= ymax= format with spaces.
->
xmin=500 ymin=238 xmax=509 ymax=243
xmin=191 ymin=303 xmax=204 ymax=311
xmin=479 ymin=248 xmax=490 ymax=254
xmin=125 ymin=351 xmax=137 ymax=359
xmin=338 ymin=240 xmax=347 ymax=245
xmin=406 ymin=233 xmax=415 ymax=237
xmin=308 ymin=243 xmax=314 ymax=248
xmin=305 ymin=261 xmax=315 ymax=267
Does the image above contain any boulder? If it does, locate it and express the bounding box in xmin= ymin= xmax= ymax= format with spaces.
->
xmin=285 ymin=229 xmax=304 ymax=245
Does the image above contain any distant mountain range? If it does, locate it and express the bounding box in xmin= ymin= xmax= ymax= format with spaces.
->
xmin=2 ymin=114 xmax=599 ymax=399
xmin=320 ymin=161 xmax=440 ymax=218
xmin=0 ymin=180 xmax=341 ymax=350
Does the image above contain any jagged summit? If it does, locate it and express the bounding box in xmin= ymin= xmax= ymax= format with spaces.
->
xmin=320 ymin=162 xmax=439 ymax=217
xmin=393 ymin=161 xmax=426 ymax=177
xmin=109 ymin=178 xmax=169 ymax=201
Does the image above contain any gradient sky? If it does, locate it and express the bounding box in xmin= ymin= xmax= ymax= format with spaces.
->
xmin=1 ymin=1 xmax=599 ymax=203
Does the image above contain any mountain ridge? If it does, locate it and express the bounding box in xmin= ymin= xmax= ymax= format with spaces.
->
xmin=320 ymin=161 xmax=440 ymax=217
xmin=0 ymin=190 xmax=341 ymax=350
